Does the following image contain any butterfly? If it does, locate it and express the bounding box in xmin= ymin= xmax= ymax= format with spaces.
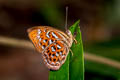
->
xmin=27 ymin=26 xmax=74 ymax=70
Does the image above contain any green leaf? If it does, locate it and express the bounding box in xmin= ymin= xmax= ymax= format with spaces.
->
xmin=49 ymin=20 xmax=84 ymax=80
xmin=69 ymin=20 xmax=84 ymax=80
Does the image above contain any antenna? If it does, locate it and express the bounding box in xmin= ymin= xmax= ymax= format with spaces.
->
xmin=65 ymin=6 xmax=68 ymax=31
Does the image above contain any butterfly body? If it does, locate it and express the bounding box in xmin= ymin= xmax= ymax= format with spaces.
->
xmin=28 ymin=26 xmax=73 ymax=70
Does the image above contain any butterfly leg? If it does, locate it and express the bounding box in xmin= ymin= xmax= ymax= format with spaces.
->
xmin=69 ymin=48 xmax=73 ymax=56
xmin=72 ymin=36 xmax=77 ymax=44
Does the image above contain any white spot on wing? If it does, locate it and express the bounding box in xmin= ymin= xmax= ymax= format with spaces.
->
xmin=51 ymin=46 xmax=55 ymax=52
xmin=38 ymin=29 xmax=41 ymax=34
xmin=46 ymin=31 xmax=50 ymax=38
xmin=37 ymin=35 xmax=40 ymax=39
xmin=57 ymin=45 xmax=61 ymax=49
xmin=51 ymin=62 xmax=54 ymax=65
xmin=37 ymin=29 xmax=41 ymax=40
xmin=52 ymin=32 xmax=58 ymax=38
xmin=42 ymin=46 xmax=45 ymax=49
xmin=39 ymin=38 xmax=41 ymax=41
xmin=49 ymin=40 xmax=52 ymax=44
xmin=56 ymin=52 xmax=59 ymax=56
xmin=51 ymin=54 xmax=54 ymax=58
xmin=59 ymin=52 xmax=62 ymax=55
xmin=43 ymin=40 xmax=46 ymax=43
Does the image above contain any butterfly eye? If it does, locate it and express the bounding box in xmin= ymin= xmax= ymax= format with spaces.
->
xmin=66 ymin=30 xmax=71 ymax=35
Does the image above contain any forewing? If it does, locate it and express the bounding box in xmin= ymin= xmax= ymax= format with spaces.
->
xmin=28 ymin=26 xmax=64 ymax=53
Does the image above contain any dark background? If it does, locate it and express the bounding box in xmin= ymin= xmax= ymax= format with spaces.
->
xmin=0 ymin=0 xmax=120 ymax=80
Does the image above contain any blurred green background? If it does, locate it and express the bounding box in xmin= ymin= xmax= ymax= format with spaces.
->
xmin=0 ymin=0 xmax=120 ymax=80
